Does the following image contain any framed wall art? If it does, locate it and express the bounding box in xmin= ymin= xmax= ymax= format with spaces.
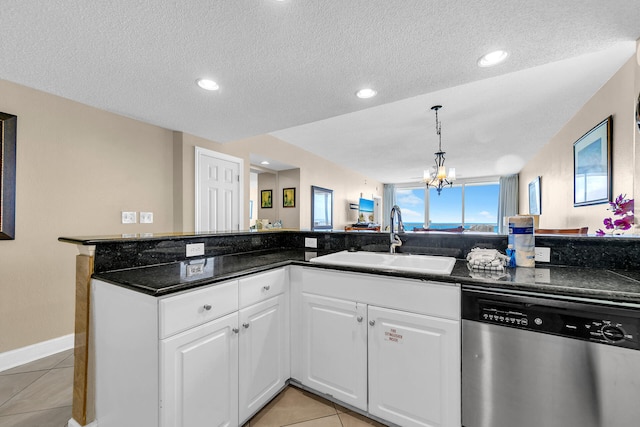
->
xmin=0 ymin=112 xmax=17 ymax=240
xmin=636 ymin=92 xmax=640 ymax=133
xmin=528 ymin=176 xmax=541 ymax=215
xmin=261 ymin=189 xmax=273 ymax=208
xmin=573 ymin=116 xmax=612 ymax=207
xmin=283 ymin=187 xmax=295 ymax=208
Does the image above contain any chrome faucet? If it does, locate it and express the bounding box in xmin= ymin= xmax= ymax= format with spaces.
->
xmin=389 ymin=205 xmax=404 ymax=254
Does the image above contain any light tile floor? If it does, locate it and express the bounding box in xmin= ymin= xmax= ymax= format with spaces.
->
xmin=0 ymin=350 xmax=384 ymax=427
xmin=0 ymin=349 xmax=73 ymax=427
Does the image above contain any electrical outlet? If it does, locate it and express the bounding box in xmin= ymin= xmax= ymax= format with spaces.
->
xmin=535 ymin=247 xmax=551 ymax=262
xmin=186 ymin=243 xmax=205 ymax=257
xmin=140 ymin=212 xmax=153 ymax=224
xmin=305 ymin=237 xmax=317 ymax=248
xmin=121 ymin=211 xmax=136 ymax=224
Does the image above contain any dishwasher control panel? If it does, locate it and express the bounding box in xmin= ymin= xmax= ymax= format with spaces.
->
xmin=463 ymin=290 xmax=640 ymax=351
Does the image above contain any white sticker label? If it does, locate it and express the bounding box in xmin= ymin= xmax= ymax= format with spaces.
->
xmin=384 ymin=328 xmax=403 ymax=343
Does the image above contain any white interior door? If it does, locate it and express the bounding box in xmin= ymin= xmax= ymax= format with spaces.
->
xmin=196 ymin=147 xmax=243 ymax=232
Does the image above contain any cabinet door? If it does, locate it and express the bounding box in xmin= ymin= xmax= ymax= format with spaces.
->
xmin=368 ymin=306 xmax=461 ymax=427
xmin=301 ymin=293 xmax=367 ymax=410
xmin=160 ymin=312 xmax=239 ymax=427
xmin=239 ymin=294 xmax=290 ymax=423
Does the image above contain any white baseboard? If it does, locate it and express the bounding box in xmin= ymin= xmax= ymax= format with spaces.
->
xmin=67 ymin=418 xmax=97 ymax=427
xmin=0 ymin=333 xmax=74 ymax=372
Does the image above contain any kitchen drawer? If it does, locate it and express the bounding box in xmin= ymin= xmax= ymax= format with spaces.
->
xmin=239 ymin=268 xmax=287 ymax=309
xmin=159 ymin=280 xmax=238 ymax=339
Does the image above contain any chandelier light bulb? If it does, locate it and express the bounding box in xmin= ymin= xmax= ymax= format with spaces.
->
xmin=447 ymin=168 xmax=456 ymax=181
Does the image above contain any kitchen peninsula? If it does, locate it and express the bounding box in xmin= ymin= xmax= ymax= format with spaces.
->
xmin=59 ymin=230 xmax=640 ymax=427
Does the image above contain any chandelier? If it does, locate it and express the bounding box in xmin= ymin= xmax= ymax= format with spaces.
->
xmin=423 ymin=105 xmax=456 ymax=195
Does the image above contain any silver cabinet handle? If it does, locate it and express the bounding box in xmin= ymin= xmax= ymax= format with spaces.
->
xmin=263 ymin=285 xmax=271 ymax=291
xmin=203 ymin=304 xmax=212 ymax=311
xmin=232 ymin=328 xmax=239 ymax=334
xmin=356 ymin=316 xmax=363 ymax=323
xmin=243 ymin=323 xmax=250 ymax=329
xmin=369 ymin=320 xmax=376 ymax=326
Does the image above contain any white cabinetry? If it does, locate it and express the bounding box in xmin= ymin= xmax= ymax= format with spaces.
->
xmin=295 ymin=267 xmax=461 ymax=427
xmin=368 ymin=306 xmax=459 ymax=427
xmin=92 ymin=267 xmax=288 ymax=427
xmin=238 ymin=269 xmax=289 ymax=423
xmin=301 ymin=293 xmax=367 ymax=410
xmin=92 ymin=263 xmax=458 ymax=427
xmin=161 ymin=312 xmax=239 ymax=427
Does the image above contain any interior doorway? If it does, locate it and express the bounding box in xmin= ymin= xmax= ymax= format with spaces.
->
xmin=195 ymin=147 xmax=244 ymax=232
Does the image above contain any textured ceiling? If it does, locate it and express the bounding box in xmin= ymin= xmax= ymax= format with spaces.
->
xmin=1 ymin=1 xmax=639 ymax=183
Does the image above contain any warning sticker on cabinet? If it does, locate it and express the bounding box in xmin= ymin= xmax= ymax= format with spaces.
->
xmin=384 ymin=328 xmax=403 ymax=343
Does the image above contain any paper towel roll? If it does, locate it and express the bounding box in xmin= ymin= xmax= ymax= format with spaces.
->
xmin=508 ymin=216 xmax=535 ymax=267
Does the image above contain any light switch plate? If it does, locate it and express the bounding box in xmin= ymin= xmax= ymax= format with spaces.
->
xmin=305 ymin=237 xmax=318 ymax=248
xmin=121 ymin=211 xmax=136 ymax=224
xmin=140 ymin=212 xmax=153 ymax=224
xmin=186 ymin=243 xmax=205 ymax=257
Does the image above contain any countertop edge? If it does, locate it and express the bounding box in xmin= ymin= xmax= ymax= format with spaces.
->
xmin=91 ymin=253 xmax=640 ymax=305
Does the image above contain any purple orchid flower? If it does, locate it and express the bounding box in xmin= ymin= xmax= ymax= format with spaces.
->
xmin=598 ymin=194 xmax=634 ymax=236
xmin=614 ymin=215 xmax=634 ymax=230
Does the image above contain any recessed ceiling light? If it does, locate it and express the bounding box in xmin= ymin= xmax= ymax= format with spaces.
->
xmin=261 ymin=160 xmax=270 ymax=165
xmin=196 ymin=78 xmax=219 ymax=91
xmin=356 ymin=88 xmax=377 ymax=99
xmin=477 ymin=50 xmax=509 ymax=67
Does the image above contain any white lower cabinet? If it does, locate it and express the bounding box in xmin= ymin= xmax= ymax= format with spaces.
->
xmin=300 ymin=293 xmax=368 ymax=410
xmin=92 ymin=267 xmax=289 ymax=427
xmin=92 ymin=265 xmax=459 ymax=427
xmin=368 ymin=306 xmax=460 ymax=427
xmin=238 ymin=294 xmax=289 ymax=423
xmin=161 ymin=312 xmax=239 ymax=427
xmin=295 ymin=267 xmax=461 ymax=427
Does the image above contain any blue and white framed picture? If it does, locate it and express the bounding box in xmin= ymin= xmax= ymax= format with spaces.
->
xmin=573 ymin=116 xmax=612 ymax=207
xmin=528 ymin=176 xmax=541 ymax=215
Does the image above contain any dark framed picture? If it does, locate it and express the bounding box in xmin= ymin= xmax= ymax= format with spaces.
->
xmin=636 ymin=92 xmax=640 ymax=133
xmin=261 ymin=189 xmax=273 ymax=208
xmin=0 ymin=112 xmax=17 ymax=240
xmin=283 ymin=187 xmax=295 ymax=208
xmin=573 ymin=116 xmax=612 ymax=207
xmin=528 ymin=176 xmax=541 ymax=215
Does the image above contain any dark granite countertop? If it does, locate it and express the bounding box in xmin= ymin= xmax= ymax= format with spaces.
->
xmin=92 ymin=249 xmax=640 ymax=305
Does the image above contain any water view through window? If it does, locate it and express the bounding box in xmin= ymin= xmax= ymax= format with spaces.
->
xmin=396 ymin=182 xmax=499 ymax=231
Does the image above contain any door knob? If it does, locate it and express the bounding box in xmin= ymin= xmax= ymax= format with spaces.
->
xmin=263 ymin=285 xmax=271 ymax=291
xmin=203 ymin=304 xmax=212 ymax=311
xmin=232 ymin=328 xmax=239 ymax=334
xmin=369 ymin=320 xmax=376 ymax=326
xmin=356 ymin=316 xmax=363 ymax=323
xmin=243 ymin=323 xmax=250 ymax=329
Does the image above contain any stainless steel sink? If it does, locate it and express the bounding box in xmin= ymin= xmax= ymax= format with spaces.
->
xmin=309 ymin=250 xmax=456 ymax=275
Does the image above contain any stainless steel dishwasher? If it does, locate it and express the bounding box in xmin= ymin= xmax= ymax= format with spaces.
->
xmin=462 ymin=287 xmax=640 ymax=427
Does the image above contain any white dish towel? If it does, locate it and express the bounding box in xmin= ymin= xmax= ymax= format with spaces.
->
xmin=466 ymin=247 xmax=509 ymax=271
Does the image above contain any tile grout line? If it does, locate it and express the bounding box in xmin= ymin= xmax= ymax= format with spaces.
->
xmin=0 ymin=370 xmax=48 ymax=412
xmin=0 ymin=403 xmax=74 ymax=418
xmin=279 ymin=412 xmax=342 ymax=427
